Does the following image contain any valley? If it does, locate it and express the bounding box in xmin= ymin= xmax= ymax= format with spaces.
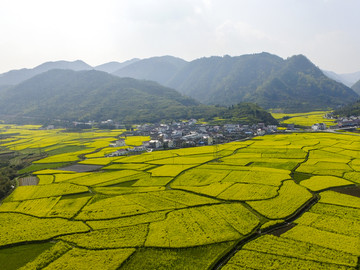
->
xmin=0 ymin=124 xmax=359 ymax=269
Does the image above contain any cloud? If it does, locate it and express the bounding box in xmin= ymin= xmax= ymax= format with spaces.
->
xmin=119 ymin=0 xmax=204 ymax=25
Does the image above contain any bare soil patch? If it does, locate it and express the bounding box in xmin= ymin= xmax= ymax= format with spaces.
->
xmin=57 ymin=164 xmax=102 ymax=173
xmin=18 ymin=176 xmax=39 ymax=186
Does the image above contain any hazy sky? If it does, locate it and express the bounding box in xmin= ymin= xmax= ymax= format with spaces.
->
xmin=0 ymin=0 xmax=359 ymax=73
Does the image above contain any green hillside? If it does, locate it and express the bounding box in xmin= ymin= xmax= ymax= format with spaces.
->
xmin=0 ymin=69 xmax=199 ymax=123
xmin=170 ymin=54 xmax=357 ymax=111
xmin=0 ymin=69 xmax=277 ymax=124
xmin=245 ymin=55 xmax=358 ymax=112
xmin=333 ymin=100 xmax=360 ymax=117
xmin=167 ymin=53 xmax=284 ymax=105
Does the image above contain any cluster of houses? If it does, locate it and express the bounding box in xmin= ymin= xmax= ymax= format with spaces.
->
xmin=336 ymin=116 xmax=360 ymax=128
xmin=106 ymin=120 xmax=279 ymax=156
xmin=312 ymin=116 xmax=360 ymax=130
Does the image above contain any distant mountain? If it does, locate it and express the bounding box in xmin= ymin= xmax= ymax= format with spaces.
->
xmin=352 ymin=80 xmax=360 ymax=95
xmin=323 ymin=70 xmax=360 ymax=87
xmin=166 ymin=53 xmax=357 ymax=112
xmin=113 ymin=56 xmax=188 ymax=85
xmin=0 ymin=69 xmax=277 ymax=125
xmin=94 ymin=59 xmax=140 ymax=73
xmin=0 ymin=60 xmax=92 ymax=86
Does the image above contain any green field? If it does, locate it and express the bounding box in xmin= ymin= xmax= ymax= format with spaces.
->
xmin=0 ymin=124 xmax=360 ymax=269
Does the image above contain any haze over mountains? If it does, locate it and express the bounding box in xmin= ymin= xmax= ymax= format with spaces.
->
xmin=352 ymin=80 xmax=360 ymax=95
xmin=0 ymin=60 xmax=92 ymax=86
xmin=322 ymin=70 xmax=360 ymax=88
xmin=0 ymin=52 xmax=358 ymax=123
xmin=94 ymin=59 xmax=140 ymax=74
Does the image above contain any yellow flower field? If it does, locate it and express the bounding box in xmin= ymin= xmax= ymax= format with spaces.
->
xmin=0 ymin=124 xmax=360 ymax=269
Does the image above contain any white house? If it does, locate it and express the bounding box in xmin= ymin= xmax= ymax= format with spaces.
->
xmin=109 ymin=139 xmax=126 ymax=147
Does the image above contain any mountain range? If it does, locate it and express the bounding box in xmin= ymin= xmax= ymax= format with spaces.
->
xmin=109 ymin=53 xmax=358 ymax=112
xmin=0 ymin=53 xmax=358 ymax=122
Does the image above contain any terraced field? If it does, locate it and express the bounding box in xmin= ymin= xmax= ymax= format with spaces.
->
xmin=0 ymin=124 xmax=359 ymax=269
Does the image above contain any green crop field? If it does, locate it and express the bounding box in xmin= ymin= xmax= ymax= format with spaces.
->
xmin=1 ymin=125 xmax=360 ymax=269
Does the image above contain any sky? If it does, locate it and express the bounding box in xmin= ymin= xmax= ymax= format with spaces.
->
xmin=0 ymin=0 xmax=359 ymax=74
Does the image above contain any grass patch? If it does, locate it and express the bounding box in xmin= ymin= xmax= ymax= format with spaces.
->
xmin=18 ymin=162 xmax=71 ymax=174
xmin=0 ymin=242 xmax=54 ymax=270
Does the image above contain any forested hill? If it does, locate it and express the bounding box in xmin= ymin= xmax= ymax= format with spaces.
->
xmin=244 ymin=55 xmax=358 ymax=112
xmin=167 ymin=53 xmax=285 ymax=105
xmin=0 ymin=69 xmax=198 ymax=123
xmin=112 ymin=53 xmax=358 ymax=112
xmin=0 ymin=69 xmax=277 ymax=124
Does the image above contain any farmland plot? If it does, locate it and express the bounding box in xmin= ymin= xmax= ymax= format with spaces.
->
xmin=4 ymin=183 xmax=89 ymax=201
xmin=300 ymin=175 xmax=353 ymax=191
xmin=0 ymin=213 xmax=89 ymax=247
xmin=44 ymin=248 xmax=135 ymax=270
xmin=59 ymin=224 xmax=148 ymax=249
xmin=247 ymin=180 xmax=312 ymax=219
xmin=145 ymin=203 xmax=259 ymax=247
xmin=2 ymin=125 xmax=360 ymax=269
xmin=223 ymin=248 xmax=355 ymax=270
xmin=241 ymin=235 xmax=358 ymax=267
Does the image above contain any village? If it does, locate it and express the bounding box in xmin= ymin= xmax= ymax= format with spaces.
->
xmin=104 ymin=119 xmax=279 ymax=157
xmin=43 ymin=114 xmax=360 ymax=158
